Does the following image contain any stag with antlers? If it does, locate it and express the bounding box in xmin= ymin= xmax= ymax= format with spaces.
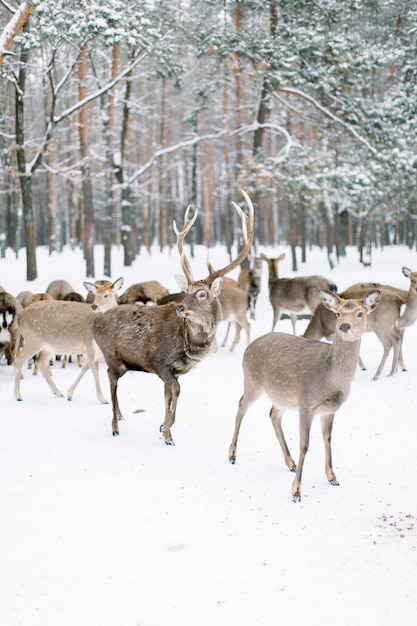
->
xmin=92 ymin=190 xmax=254 ymax=443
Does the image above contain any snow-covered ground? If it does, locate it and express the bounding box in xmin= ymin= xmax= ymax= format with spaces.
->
xmin=1 ymin=241 xmax=416 ymax=626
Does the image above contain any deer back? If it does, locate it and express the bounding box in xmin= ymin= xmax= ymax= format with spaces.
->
xmin=46 ymin=279 xmax=75 ymax=300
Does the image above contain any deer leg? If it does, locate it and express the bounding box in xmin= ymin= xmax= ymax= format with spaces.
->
xmin=229 ymin=323 xmax=242 ymax=352
xmin=221 ymin=323 xmax=231 ymax=347
xmin=321 ymin=412 xmax=339 ymax=485
xmin=269 ymin=405 xmax=296 ymax=472
xmin=228 ymin=389 xmax=261 ymax=463
xmin=271 ymin=307 xmax=281 ymax=332
xmin=67 ymin=353 xmax=107 ymax=403
xmin=292 ymin=409 xmax=314 ymax=502
xmin=160 ymin=376 xmax=181 ymax=445
xmin=389 ymin=329 xmax=404 ymax=375
xmin=108 ymin=367 xmax=123 ymax=436
xmin=372 ymin=344 xmax=391 ymax=380
xmin=358 ymin=354 xmax=366 ymax=370
xmin=242 ymin=319 xmax=251 ymax=347
xmin=290 ymin=313 xmax=298 ymax=334
xmin=35 ymin=350 xmax=65 ymax=398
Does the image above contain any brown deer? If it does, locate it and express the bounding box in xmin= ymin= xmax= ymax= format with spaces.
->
xmin=238 ymin=255 xmax=263 ymax=320
xmin=0 ymin=291 xmax=23 ymax=365
xmin=303 ymin=278 xmax=414 ymax=379
xmin=46 ymin=279 xmax=76 ymax=300
xmin=92 ymin=190 xmax=254 ymax=442
xmin=260 ymin=252 xmax=337 ymax=332
xmin=118 ymin=280 xmax=169 ymax=305
xmin=228 ymin=289 xmax=381 ymax=502
xmin=13 ymin=278 xmax=124 ymax=403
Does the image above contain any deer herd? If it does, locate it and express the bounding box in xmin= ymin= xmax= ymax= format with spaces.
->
xmin=1 ymin=191 xmax=416 ymax=502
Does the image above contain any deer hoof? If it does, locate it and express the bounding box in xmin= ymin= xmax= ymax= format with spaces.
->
xmin=112 ymin=431 xmax=119 ymax=437
xmin=165 ymin=440 xmax=175 ymax=446
xmin=290 ymin=466 xmax=297 ymax=473
xmin=329 ymin=478 xmax=340 ymax=486
xmin=67 ymin=396 xmax=73 ymax=401
xmin=292 ymin=493 xmax=301 ymax=503
xmin=229 ymin=456 xmax=236 ymax=464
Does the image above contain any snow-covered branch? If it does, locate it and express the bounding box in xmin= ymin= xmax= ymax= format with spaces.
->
xmin=273 ymin=86 xmax=377 ymax=155
xmin=0 ymin=1 xmax=34 ymax=68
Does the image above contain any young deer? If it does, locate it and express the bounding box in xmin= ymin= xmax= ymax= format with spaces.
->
xmin=228 ymin=289 xmax=381 ymax=502
xmin=14 ymin=278 xmax=124 ymax=403
xmin=261 ymin=252 xmax=337 ymax=332
xmin=92 ymin=191 xmax=254 ymax=442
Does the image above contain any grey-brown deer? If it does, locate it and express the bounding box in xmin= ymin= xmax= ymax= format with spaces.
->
xmin=228 ymin=288 xmax=381 ymax=502
xmin=14 ymin=278 xmax=124 ymax=403
xmin=92 ymin=190 xmax=254 ymax=442
xmin=261 ymin=252 xmax=337 ymax=332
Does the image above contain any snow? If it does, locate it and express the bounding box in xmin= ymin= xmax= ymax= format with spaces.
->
xmin=1 ymin=241 xmax=416 ymax=626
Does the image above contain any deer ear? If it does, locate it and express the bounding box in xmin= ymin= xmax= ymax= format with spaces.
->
xmin=402 ymin=267 xmax=412 ymax=278
xmin=83 ymin=281 xmax=97 ymax=294
xmin=211 ymin=277 xmax=223 ymax=298
xmin=175 ymin=274 xmax=188 ymax=293
xmin=112 ymin=277 xmax=124 ymax=292
xmin=319 ymin=289 xmax=339 ymax=313
xmin=362 ymin=290 xmax=381 ymax=312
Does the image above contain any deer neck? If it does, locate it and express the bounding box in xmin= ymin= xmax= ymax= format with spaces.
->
xmin=329 ymin=334 xmax=362 ymax=375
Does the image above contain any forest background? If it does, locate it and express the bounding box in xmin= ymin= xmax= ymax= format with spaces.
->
xmin=0 ymin=1 xmax=416 ymax=281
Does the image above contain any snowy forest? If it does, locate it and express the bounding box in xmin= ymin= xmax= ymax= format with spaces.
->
xmin=0 ymin=0 xmax=416 ymax=279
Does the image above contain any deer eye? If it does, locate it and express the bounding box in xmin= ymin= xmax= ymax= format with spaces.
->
xmin=358 ymin=311 xmax=363 ymax=318
xmin=336 ymin=312 xmax=341 ymax=318
xmin=197 ymin=290 xmax=207 ymax=300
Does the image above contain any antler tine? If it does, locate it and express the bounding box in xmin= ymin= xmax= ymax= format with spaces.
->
xmin=173 ymin=206 xmax=199 ymax=284
xmin=205 ymin=189 xmax=254 ymax=284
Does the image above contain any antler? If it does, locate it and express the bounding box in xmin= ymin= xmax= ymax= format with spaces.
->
xmin=205 ymin=189 xmax=254 ymax=284
xmin=173 ymin=205 xmax=198 ymax=284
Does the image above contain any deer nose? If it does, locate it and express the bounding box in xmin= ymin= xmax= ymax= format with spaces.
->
xmin=91 ymin=304 xmax=97 ymax=311
xmin=340 ymin=323 xmax=351 ymax=333
xmin=176 ymin=305 xmax=184 ymax=315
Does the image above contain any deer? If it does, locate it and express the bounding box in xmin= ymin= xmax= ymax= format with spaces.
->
xmin=228 ymin=288 xmax=382 ymax=502
xmin=396 ymin=267 xmax=417 ymax=331
xmin=92 ymin=190 xmax=254 ymax=442
xmin=238 ymin=255 xmax=263 ymax=320
xmin=218 ymin=286 xmax=251 ymax=351
xmin=0 ymin=291 xmax=23 ymax=365
xmin=118 ymin=280 xmax=169 ymax=305
xmin=260 ymin=252 xmax=337 ymax=333
xmin=13 ymin=278 xmax=124 ymax=403
xmin=46 ymin=279 xmax=76 ymax=300
xmin=303 ymin=275 xmax=416 ymax=379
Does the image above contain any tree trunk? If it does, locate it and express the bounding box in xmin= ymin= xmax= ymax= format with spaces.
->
xmin=78 ymin=44 xmax=95 ymax=277
xmin=15 ymin=20 xmax=37 ymax=280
